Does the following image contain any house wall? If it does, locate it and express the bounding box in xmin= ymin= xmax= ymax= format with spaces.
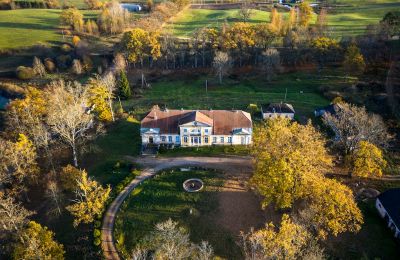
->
xmin=262 ymin=112 xmax=294 ymax=120
xmin=376 ymin=198 xmax=400 ymax=239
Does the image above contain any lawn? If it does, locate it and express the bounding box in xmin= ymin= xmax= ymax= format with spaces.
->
xmin=123 ymin=71 xmax=338 ymax=119
xmin=113 ymin=168 xmax=243 ymax=259
xmin=165 ymin=8 xmax=284 ymax=38
xmin=0 ymin=9 xmax=98 ymax=50
xmin=327 ymin=0 xmax=400 ymax=37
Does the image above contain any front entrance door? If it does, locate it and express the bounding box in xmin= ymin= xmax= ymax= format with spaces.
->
xmin=149 ymin=136 xmax=154 ymax=144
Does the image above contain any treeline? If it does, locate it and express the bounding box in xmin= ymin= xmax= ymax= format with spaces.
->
xmin=116 ymin=5 xmax=397 ymax=78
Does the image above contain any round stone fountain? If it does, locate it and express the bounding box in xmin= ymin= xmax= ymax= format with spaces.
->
xmin=183 ymin=178 xmax=204 ymax=192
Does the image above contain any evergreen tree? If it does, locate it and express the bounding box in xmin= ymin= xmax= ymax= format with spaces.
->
xmin=118 ymin=71 xmax=131 ymax=99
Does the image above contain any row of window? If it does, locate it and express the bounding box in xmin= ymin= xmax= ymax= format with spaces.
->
xmin=183 ymin=128 xmax=210 ymax=133
xmin=160 ymin=136 xmax=233 ymax=143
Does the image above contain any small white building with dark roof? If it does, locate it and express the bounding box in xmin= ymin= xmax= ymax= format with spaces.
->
xmin=261 ymin=103 xmax=295 ymax=120
xmin=376 ymin=188 xmax=400 ymax=240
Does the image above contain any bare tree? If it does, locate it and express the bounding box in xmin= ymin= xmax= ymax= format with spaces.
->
xmin=45 ymin=180 xmax=64 ymax=218
xmin=0 ymin=193 xmax=33 ymax=233
xmin=113 ymin=53 xmax=127 ymax=73
xmin=261 ymin=48 xmax=280 ymax=81
xmin=32 ymin=57 xmax=46 ymax=77
xmin=72 ymin=59 xmax=83 ymax=75
xmin=195 ymin=241 xmax=214 ymax=260
xmin=213 ymin=51 xmax=231 ymax=84
xmin=46 ymin=80 xmax=101 ymax=167
xmin=238 ymin=1 xmax=254 ymax=22
xmin=322 ymin=102 xmax=389 ymax=154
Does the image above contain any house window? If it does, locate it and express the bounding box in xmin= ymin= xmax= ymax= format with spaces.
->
xmin=213 ymin=137 xmax=217 ymax=143
xmin=205 ymin=137 xmax=209 ymax=143
xmin=176 ymin=136 xmax=180 ymax=143
xmin=184 ymin=136 xmax=188 ymax=143
xmin=161 ymin=136 xmax=166 ymax=142
xmin=168 ymin=136 xmax=172 ymax=143
xmin=228 ymin=137 xmax=232 ymax=143
xmin=205 ymin=129 xmax=209 ymax=133
xmin=220 ymin=137 xmax=224 ymax=143
xmin=184 ymin=128 xmax=188 ymax=133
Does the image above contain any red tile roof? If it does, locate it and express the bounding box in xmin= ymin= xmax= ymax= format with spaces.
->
xmin=141 ymin=108 xmax=252 ymax=135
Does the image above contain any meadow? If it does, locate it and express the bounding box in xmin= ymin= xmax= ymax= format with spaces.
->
xmin=113 ymin=168 xmax=243 ymax=259
xmin=0 ymin=9 xmax=98 ymax=50
xmin=123 ymin=71 xmax=340 ymax=120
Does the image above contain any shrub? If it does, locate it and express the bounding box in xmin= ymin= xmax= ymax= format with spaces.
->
xmin=56 ymin=55 xmax=72 ymax=69
xmin=61 ymin=43 xmax=73 ymax=53
xmin=93 ymin=228 xmax=101 ymax=238
xmin=16 ymin=66 xmax=35 ymax=80
xmin=44 ymin=58 xmax=56 ymax=72
xmin=72 ymin=35 xmax=81 ymax=46
xmin=93 ymin=237 xmax=101 ymax=246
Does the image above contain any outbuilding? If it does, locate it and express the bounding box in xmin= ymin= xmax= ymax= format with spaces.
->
xmin=376 ymin=188 xmax=400 ymax=240
xmin=261 ymin=102 xmax=295 ymax=120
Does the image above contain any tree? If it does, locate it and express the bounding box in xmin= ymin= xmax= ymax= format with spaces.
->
xmin=66 ymin=170 xmax=111 ymax=227
xmin=251 ymin=118 xmax=332 ymax=209
xmin=60 ymin=8 xmax=83 ymax=32
xmin=46 ymin=80 xmax=100 ymax=167
xmin=241 ymin=214 xmax=311 ymax=259
xmin=311 ymin=37 xmax=339 ymax=72
xmin=351 ymin=141 xmax=387 ymax=178
xmin=147 ymin=0 xmax=153 ymax=11
xmin=13 ymin=221 xmax=65 ymax=260
xmin=213 ymin=51 xmax=231 ymax=84
xmin=118 ymin=70 xmax=131 ymax=99
xmin=133 ymin=219 xmax=214 ymax=260
xmin=45 ymin=180 xmax=64 ymax=218
xmin=88 ymin=79 xmax=114 ymax=122
xmin=261 ymin=48 xmax=280 ymax=81
xmin=380 ymin=11 xmax=400 ymax=37
xmin=253 ymin=23 xmax=277 ymax=49
xmin=222 ymin=22 xmax=255 ymax=66
xmin=315 ymin=8 xmax=328 ymax=35
xmin=303 ymin=178 xmax=364 ymax=239
xmin=298 ymin=1 xmax=313 ymax=27
xmin=98 ymin=1 xmax=131 ymax=34
xmin=285 ymin=8 xmax=296 ymax=32
xmin=59 ymin=165 xmax=83 ymax=192
xmin=238 ymin=1 xmax=254 ymax=22
xmin=0 ymin=134 xmax=39 ymax=192
xmin=269 ymin=8 xmax=282 ymax=33
xmin=32 ymin=56 xmax=46 ymax=77
xmin=0 ymin=193 xmax=33 ymax=234
xmin=322 ymin=102 xmax=389 ymax=154
xmin=113 ymin=53 xmax=127 ymax=73
xmin=121 ymin=28 xmax=161 ymax=66
xmin=71 ymin=59 xmax=83 ymax=75
xmin=85 ymin=0 xmax=102 ymax=9
xmin=343 ymin=43 xmax=366 ymax=76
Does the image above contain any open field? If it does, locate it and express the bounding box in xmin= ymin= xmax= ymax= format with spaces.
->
xmin=123 ymin=71 xmax=340 ymax=119
xmin=327 ymin=0 xmax=400 ymax=37
xmin=0 ymin=9 xmax=98 ymax=50
xmin=165 ymin=8 xmax=284 ymax=37
xmin=113 ymin=168 xmax=244 ymax=259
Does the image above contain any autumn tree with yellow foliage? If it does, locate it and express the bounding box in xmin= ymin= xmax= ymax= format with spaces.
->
xmin=298 ymin=1 xmax=313 ymax=27
xmin=351 ymin=141 xmax=387 ymax=178
xmin=251 ymin=118 xmax=332 ymax=209
xmin=121 ymin=28 xmax=161 ymax=67
xmin=251 ymin=118 xmax=364 ymax=239
xmin=343 ymin=43 xmax=366 ymax=77
xmin=66 ymin=170 xmax=111 ymax=227
xmin=13 ymin=221 xmax=65 ymax=260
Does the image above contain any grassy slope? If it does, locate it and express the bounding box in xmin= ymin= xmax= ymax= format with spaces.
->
xmin=123 ymin=72 xmax=333 ymax=119
xmin=114 ymin=169 xmax=242 ymax=259
xmin=0 ymin=9 xmax=98 ymax=50
xmin=165 ymin=9 xmax=281 ymax=37
xmin=327 ymin=0 xmax=400 ymax=37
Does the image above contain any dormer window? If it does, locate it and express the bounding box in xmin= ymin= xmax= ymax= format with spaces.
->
xmin=184 ymin=128 xmax=188 ymax=133
xmin=205 ymin=129 xmax=209 ymax=133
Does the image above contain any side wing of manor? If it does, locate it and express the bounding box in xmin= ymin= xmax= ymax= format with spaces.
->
xmin=140 ymin=107 xmax=253 ymax=147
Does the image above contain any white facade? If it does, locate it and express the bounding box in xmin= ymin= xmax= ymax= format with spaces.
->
xmin=141 ymin=122 xmax=252 ymax=147
xmin=376 ymin=198 xmax=400 ymax=239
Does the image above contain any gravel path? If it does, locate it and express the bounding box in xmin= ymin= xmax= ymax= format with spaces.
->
xmin=101 ymin=156 xmax=252 ymax=260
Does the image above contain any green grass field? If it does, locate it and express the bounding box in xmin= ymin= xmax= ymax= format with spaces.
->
xmin=0 ymin=9 xmax=98 ymax=50
xmin=123 ymin=71 xmax=338 ymax=119
xmin=327 ymin=0 xmax=400 ymax=37
xmin=165 ymin=9 xmax=283 ymax=37
xmin=113 ymin=168 xmax=242 ymax=259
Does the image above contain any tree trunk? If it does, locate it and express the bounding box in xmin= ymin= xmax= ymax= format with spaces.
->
xmin=72 ymin=144 xmax=78 ymax=167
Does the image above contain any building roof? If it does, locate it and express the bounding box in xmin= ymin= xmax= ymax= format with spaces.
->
xmin=314 ymin=103 xmax=343 ymax=116
xmin=377 ymin=188 xmax=400 ymax=228
xmin=141 ymin=108 xmax=252 ymax=135
xmin=262 ymin=103 xmax=295 ymax=114
xmin=179 ymin=111 xmax=214 ymax=126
